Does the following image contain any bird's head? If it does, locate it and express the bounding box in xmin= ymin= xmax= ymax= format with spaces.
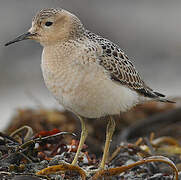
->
xmin=5 ymin=8 xmax=84 ymax=47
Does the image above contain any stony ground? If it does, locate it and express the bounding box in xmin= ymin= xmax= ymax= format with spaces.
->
xmin=1 ymin=99 xmax=181 ymax=179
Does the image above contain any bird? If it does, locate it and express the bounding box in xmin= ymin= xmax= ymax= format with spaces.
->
xmin=5 ymin=8 xmax=173 ymax=172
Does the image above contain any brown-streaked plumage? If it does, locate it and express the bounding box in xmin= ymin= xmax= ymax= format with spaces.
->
xmin=5 ymin=8 xmax=173 ymax=174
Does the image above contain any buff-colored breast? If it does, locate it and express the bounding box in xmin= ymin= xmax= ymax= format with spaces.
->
xmin=41 ymin=41 xmax=139 ymax=118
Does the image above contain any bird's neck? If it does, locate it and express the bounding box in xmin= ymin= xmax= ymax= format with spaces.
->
xmin=41 ymin=40 xmax=81 ymax=72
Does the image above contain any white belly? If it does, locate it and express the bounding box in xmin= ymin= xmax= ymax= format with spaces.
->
xmin=41 ymin=61 xmax=139 ymax=118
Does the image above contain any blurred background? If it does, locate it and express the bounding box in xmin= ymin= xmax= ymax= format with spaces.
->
xmin=0 ymin=0 xmax=181 ymax=130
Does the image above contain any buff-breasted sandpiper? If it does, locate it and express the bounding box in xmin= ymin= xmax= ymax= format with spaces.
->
xmin=5 ymin=8 xmax=173 ymax=174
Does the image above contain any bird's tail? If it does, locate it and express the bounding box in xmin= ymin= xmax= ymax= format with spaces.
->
xmin=153 ymin=91 xmax=175 ymax=103
xmin=156 ymin=98 xmax=175 ymax=103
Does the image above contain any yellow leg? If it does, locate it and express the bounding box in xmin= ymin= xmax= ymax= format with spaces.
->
xmin=100 ymin=116 xmax=116 ymax=169
xmin=72 ymin=116 xmax=88 ymax=166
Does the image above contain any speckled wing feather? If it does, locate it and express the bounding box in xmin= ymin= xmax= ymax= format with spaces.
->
xmin=85 ymin=31 xmax=165 ymax=99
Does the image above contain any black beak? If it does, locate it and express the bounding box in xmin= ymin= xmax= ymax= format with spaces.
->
xmin=5 ymin=32 xmax=34 ymax=46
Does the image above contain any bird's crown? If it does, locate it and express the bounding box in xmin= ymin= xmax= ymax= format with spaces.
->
xmin=32 ymin=8 xmax=62 ymax=24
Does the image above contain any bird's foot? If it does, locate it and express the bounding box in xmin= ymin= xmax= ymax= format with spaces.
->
xmin=36 ymin=162 xmax=87 ymax=180
xmin=35 ymin=156 xmax=178 ymax=179
xmin=91 ymin=156 xmax=179 ymax=180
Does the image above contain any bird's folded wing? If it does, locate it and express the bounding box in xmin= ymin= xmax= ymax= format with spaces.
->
xmin=96 ymin=41 xmax=161 ymax=99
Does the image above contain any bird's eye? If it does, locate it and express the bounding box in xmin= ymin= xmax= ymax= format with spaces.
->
xmin=45 ymin=21 xmax=53 ymax=27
